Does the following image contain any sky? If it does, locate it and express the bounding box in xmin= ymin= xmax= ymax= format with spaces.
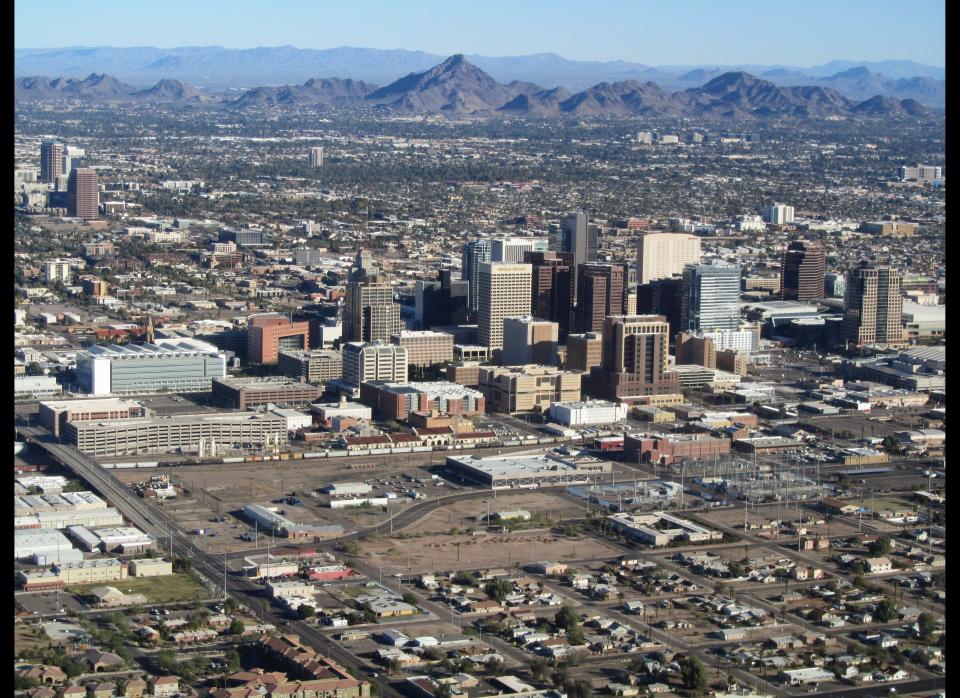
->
xmin=15 ymin=0 xmax=945 ymax=67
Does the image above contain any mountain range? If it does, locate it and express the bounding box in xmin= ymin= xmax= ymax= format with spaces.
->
xmin=14 ymin=45 xmax=945 ymax=106
xmin=15 ymin=55 xmax=936 ymax=120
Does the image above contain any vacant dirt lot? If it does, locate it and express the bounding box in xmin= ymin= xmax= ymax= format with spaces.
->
xmin=359 ymin=528 xmax=625 ymax=575
xmin=402 ymin=490 xmax=588 ymax=535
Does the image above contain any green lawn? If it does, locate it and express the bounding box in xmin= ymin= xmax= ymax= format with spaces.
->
xmin=67 ymin=573 xmax=208 ymax=603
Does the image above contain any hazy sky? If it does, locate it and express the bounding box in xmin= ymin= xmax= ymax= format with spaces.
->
xmin=15 ymin=0 xmax=945 ymax=66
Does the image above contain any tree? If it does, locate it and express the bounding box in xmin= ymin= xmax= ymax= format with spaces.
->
xmin=679 ymin=655 xmax=708 ymax=692
xmin=452 ymin=571 xmax=478 ymax=586
xmin=554 ymin=605 xmax=580 ymax=633
xmin=485 ymin=579 xmax=514 ymax=603
xmin=297 ymin=604 xmax=315 ymax=619
xmin=434 ymin=684 xmax=453 ymax=698
xmin=874 ymin=599 xmax=898 ymax=623
xmin=917 ymin=611 xmax=937 ymax=642
xmin=564 ymin=679 xmax=593 ymax=698
xmin=486 ymin=658 xmax=506 ymax=676
xmin=224 ymin=649 xmax=241 ymax=673
xmin=402 ymin=591 xmax=420 ymax=606
xmin=58 ymin=656 xmax=86 ymax=677
xmin=14 ymin=675 xmax=39 ymax=690
xmin=229 ymin=619 xmax=246 ymax=635
xmin=423 ymin=647 xmax=445 ymax=661
xmin=528 ymin=656 xmax=549 ymax=680
xmin=869 ymin=536 xmax=892 ymax=555
xmin=727 ymin=561 xmax=745 ymax=578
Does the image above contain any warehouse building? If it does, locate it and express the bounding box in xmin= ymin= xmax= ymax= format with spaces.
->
xmin=607 ymin=512 xmax=723 ymax=546
xmin=52 ymin=558 xmax=128 ymax=585
xmin=15 ymin=529 xmax=83 ymax=564
xmin=91 ymin=527 xmax=154 ymax=554
xmin=14 ymin=491 xmax=107 ymax=516
xmin=624 ymin=432 xmax=731 ymax=465
xmin=548 ymin=400 xmax=628 ymax=427
xmin=211 ymin=376 xmax=323 ymax=409
xmin=64 ymin=412 xmax=288 ymax=457
xmin=75 ymin=340 xmax=227 ymax=395
xmin=15 ymin=507 xmax=124 ymax=530
xmin=38 ymin=398 xmax=150 ymax=437
xmin=128 ymin=558 xmax=173 ymax=577
xmin=446 ymin=452 xmax=611 ymax=489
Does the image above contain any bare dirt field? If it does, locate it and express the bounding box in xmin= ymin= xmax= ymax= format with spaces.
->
xmin=359 ymin=529 xmax=625 ymax=575
xmin=401 ymin=490 xmax=588 ymax=535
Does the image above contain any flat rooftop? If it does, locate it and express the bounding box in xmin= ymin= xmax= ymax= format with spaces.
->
xmin=447 ymin=452 xmax=610 ymax=477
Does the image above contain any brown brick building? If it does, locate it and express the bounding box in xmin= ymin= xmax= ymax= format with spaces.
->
xmin=247 ymin=314 xmax=310 ymax=364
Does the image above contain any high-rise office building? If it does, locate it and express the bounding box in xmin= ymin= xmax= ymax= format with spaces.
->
xmin=247 ymin=314 xmax=311 ymax=364
xmin=477 ymin=262 xmax=532 ymax=350
xmin=414 ymin=269 xmax=470 ymax=328
xmin=573 ymin=263 xmax=628 ymax=333
xmin=587 ymin=315 xmax=682 ymax=403
xmin=349 ymin=248 xmax=380 ymax=281
xmin=636 ymin=233 xmax=701 ymax=284
xmin=555 ymin=213 xmax=599 ymax=269
xmin=491 ymin=237 xmax=549 ymax=263
xmin=526 ymin=251 xmax=574 ymax=340
xmin=761 ymin=203 xmax=795 ymax=225
xmin=61 ymin=146 xmax=85 ymax=178
xmin=781 ymin=239 xmax=826 ymax=302
xmin=635 ymin=277 xmax=683 ymax=347
xmin=680 ymin=262 xmax=742 ymax=333
xmin=502 ymin=316 xmax=559 ymax=366
xmin=40 ymin=141 xmax=63 ymax=183
xmin=309 ymin=146 xmax=324 ymax=167
xmin=461 ymin=239 xmax=492 ymax=312
xmin=67 ymin=168 xmax=99 ymax=220
xmin=842 ymin=263 xmax=904 ymax=346
xmin=343 ymin=281 xmax=404 ymax=343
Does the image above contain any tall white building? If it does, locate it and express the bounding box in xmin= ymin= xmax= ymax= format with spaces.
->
xmin=342 ymin=341 xmax=408 ymax=387
xmin=43 ymin=259 xmax=75 ymax=284
xmin=636 ymin=232 xmax=702 ymax=284
xmin=761 ymin=203 xmax=795 ymax=225
xmin=478 ymin=262 xmax=532 ymax=350
xmin=491 ymin=237 xmax=549 ymax=263
xmin=61 ymin=146 xmax=85 ymax=178
xmin=309 ymin=146 xmax=324 ymax=167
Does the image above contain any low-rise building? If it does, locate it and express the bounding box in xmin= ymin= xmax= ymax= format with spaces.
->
xmin=212 ymin=376 xmax=323 ymax=409
xmin=607 ymin=511 xmax=723 ymax=546
xmin=128 ymin=558 xmax=173 ymax=577
xmin=478 ymin=364 xmax=581 ymax=413
xmin=548 ymin=400 xmax=628 ymax=427
xmin=447 ymin=452 xmax=611 ymax=489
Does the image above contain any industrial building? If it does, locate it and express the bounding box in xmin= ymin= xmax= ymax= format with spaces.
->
xmin=15 ymin=507 xmax=125 ymax=530
xmin=607 ymin=511 xmax=723 ymax=546
xmin=38 ymin=398 xmax=150 ymax=437
xmin=64 ymin=412 xmax=288 ymax=457
xmin=128 ymin=558 xmax=173 ymax=577
xmin=547 ymin=400 xmax=628 ymax=427
xmin=14 ymin=491 xmax=107 ymax=516
xmin=75 ymin=340 xmax=227 ymax=395
xmin=624 ymin=432 xmax=731 ymax=464
xmin=211 ymin=376 xmax=323 ymax=409
xmin=15 ymin=529 xmax=83 ymax=564
xmin=51 ymin=558 xmax=128 ymax=585
xmin=446 ymin=452 xmax=611 ymax=489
